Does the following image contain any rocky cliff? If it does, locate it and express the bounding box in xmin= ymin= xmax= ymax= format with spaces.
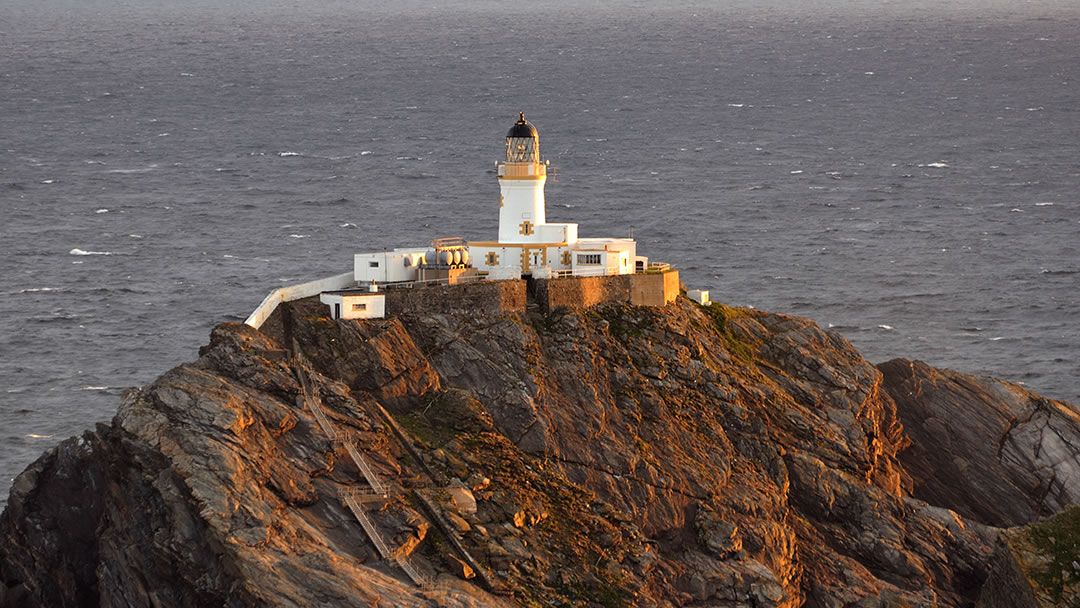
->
xmin=2 ymin=295 xmax=1078 ymax=607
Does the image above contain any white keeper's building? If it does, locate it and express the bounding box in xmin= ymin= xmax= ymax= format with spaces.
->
xmin=353 ymin=113 xmax=645 ymax=285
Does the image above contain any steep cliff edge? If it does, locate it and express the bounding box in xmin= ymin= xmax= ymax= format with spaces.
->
xmin=1 ymin=296 xmax=1077 ymax=607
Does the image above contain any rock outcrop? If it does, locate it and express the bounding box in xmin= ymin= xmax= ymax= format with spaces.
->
xmin=976 ymin=505 xmax=1080 ymax=608
xmin=879 ymin=358 xmax=1080 ymax=528
xmin=1 ymin=295 xmax=1078 ymax=607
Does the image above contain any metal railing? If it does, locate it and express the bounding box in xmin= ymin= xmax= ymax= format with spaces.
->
xmin=300 ymin=377 xmax=337 ymax=440
xmin=396 ymin=555 xmax=436 ymax=590
xmin=383 ymin=273 xmax=489 ymax=290
xmin=291 ymin=342 xmax=436 ymax=591
xmin=339 ymin=433 xmax=387 ymax=496
xmin=548 ymin=265 xmax=624 ymax=279
xmin=342 ymin=492 xmax=437 ymax=589
xmin=343 ymin=494 xmax=393 ymax=560
xmin=338 ymin=486 xmax=385 ymax=503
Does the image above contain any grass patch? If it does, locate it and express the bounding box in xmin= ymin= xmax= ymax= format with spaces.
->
xmin=702 ymin=302 xmax=758 ymax=364
xmin=1024 ymin=505 xmax=1080 ymax=605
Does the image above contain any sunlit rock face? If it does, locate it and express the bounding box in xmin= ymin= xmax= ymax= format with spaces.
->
xmin=2 ymin=296 xmax=1077 ymax=607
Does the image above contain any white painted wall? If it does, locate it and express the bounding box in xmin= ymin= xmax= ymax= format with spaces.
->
xmin=534 ymin=223 xmax=577 ymax=244
xmin=498 ymin=177 xmax=548 ymax=243
xmin=353 ymin=248 xmax=426 ymax=284
xmin=320 ymin=292 xmax=386 ymax=320
xmin=245 ymin=272 xmax=355 ymax=329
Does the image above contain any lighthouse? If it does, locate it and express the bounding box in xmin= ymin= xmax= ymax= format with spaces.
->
xmin=352 ymin=113 xmax=643 ymax=284
xmin=467 ymin=113 xmax=642 ymax=279
xmin=497 ymin=113 xmax=548 ymax=243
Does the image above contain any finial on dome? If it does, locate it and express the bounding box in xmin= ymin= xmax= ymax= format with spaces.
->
xmin=507 ymin=113 xmax=538 ymax=139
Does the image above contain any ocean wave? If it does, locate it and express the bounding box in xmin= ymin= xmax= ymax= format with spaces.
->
xmin=69 ymin=248 xmax=114 ymax=256
xmin=277 ymin=152 xmax=301 ymax=157
xmin=106 ymin=166 xmax=157 ymax=174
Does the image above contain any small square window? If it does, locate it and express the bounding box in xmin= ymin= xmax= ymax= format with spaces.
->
xmin=369 ymin=261 xmax=379 ymax=268
xmin=352 ymin=303 xmax=367 ymax=311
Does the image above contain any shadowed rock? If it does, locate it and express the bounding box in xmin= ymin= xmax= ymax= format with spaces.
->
xmin=879 ymin=358 xmax=1080 ymax=528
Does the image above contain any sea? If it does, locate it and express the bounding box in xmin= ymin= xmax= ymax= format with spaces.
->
xmin=2 ymin=0 xmax=1078 ymax=507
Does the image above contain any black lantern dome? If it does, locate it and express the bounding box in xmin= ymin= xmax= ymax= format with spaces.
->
xmin=505 ymin=112 xmax=539 ymax=163
xmin=507 ymin=112 xmax=538 ymax=138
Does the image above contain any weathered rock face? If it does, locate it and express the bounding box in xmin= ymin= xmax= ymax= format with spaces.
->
xmin=879 ymin=358 xmax=1080 ymax=528
xmin=977 ymin=505 xmax=1080 ymax=608
xmin=1 ymin=295 xmax=1077 ymax=608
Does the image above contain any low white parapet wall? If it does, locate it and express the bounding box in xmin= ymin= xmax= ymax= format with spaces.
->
xmin=244 ymin=272 xmax=355 ymax=329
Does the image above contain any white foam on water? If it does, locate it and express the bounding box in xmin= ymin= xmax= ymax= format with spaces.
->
xmin=69 ymin=248 xmax=113 ymax=256
xmin=878 ymin=324 xmax=895 ymax=330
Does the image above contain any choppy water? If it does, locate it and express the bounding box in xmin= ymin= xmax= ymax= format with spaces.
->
xmin=2 ymin=0 xmax=1078 ymax=505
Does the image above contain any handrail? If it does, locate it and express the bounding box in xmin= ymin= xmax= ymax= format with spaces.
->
xmin=297 ymin=369 xmax=337 ymax=440
xmin=290 ymin=341 xmax=434 ymax=591
xmin=384 ymin=274 xmax=489 ymax=290
xmin=340 ymin=434 xmax=387 ymax=496
xmin=343 ymin=495 xmax=393 ymax=560
xmin=396 ymin=555 xmax=435 ymax=589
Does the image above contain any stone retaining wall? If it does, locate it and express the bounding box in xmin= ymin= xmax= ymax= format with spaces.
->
xmin=531 ymin=271 xmax=679 ymax=312
xmin=384 ymin=279 xmax=527 ymax=315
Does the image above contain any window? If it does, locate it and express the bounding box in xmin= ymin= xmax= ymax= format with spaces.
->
xmin=486 ymin=252 xmax=499 ymax=266
xmin=577 ymin=254 xmax=601 ymax=265
xmin=368 ymin=261 xmax=379 ymax=268
xmin=352 ymin=303 xmax=367 ymax=311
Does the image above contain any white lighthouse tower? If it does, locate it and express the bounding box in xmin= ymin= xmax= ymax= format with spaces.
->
xmin=467 ymin=113 xmax=641 ymax=279
xmin=497 ymin=113 xmax=549 ymax=243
